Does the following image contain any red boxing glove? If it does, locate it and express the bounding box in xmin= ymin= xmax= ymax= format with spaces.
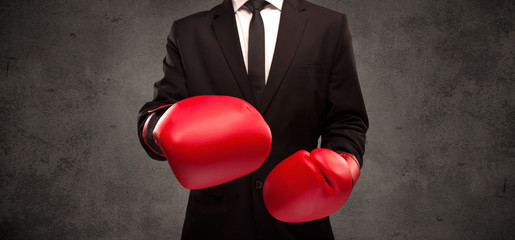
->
xmin=153 ymin=95 xmax=272 ymax=190
xmin=263 ymin=148 xmax=358 ymax=223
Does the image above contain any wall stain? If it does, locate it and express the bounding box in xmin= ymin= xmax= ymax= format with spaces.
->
xmin=5 ymin=57 xmax=17 ymax=78
xmin=502 ymin=178 xmax=506 ymax=194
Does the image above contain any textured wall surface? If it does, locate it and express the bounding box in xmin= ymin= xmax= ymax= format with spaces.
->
xmin=1 ymin=0 xmax=513 ymax=239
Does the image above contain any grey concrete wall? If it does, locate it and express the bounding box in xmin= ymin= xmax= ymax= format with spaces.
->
xmin=1 ymin=0 xmax=513 ymax=239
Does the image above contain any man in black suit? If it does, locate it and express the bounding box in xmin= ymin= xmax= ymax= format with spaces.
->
xmin=137 ymin=0 xmax=368 ymax=239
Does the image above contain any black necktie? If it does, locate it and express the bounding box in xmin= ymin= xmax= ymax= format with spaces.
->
xmin=245 ymin=0 xmax=269 ymax=105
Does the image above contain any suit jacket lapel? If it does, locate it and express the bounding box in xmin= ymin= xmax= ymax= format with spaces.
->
xmin=259 ymin=0 xmax=308 ymax=114
xmin=211 ymin=1 xmax=255 ymax=104
xmin=211 ymin=0 xmax=308 ymax=110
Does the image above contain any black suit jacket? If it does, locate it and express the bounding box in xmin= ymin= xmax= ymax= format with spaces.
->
xmin=137 ymin=0 xmax=368 ymax=239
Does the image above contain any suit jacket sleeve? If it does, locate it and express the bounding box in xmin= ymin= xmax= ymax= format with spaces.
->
xmin=320 ymin=14 xmax=369 ymax=168
xmin=137 ymin=21 xmax=189 ymax=160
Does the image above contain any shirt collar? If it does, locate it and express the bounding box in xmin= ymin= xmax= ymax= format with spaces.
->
xmin=232 ymin=0 xmax=283 ymax=12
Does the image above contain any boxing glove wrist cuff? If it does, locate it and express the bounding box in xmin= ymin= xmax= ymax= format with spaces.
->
xmin=148 ymin=103 xmax=174 ymax=113
xmin=142 ymin=111 xmax=169 ymax=157
xmin=339 ymin=152 xmax=360 ymax=186
xmin=348 ymin=153 xmax=360 ymax=168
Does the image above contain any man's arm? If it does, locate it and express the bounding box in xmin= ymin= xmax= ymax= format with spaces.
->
xmin=320 ymin=14 xmax=369 ymax=168
xmin=137 ymin=21 xmax=189 ymax=160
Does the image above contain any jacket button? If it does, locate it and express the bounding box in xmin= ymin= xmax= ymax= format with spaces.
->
xmin=255 ymin=180 xmax=263 ymax=189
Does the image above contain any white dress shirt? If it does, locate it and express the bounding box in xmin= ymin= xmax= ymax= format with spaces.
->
xmin=232 ymin=0 xmax=283 ymax=84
